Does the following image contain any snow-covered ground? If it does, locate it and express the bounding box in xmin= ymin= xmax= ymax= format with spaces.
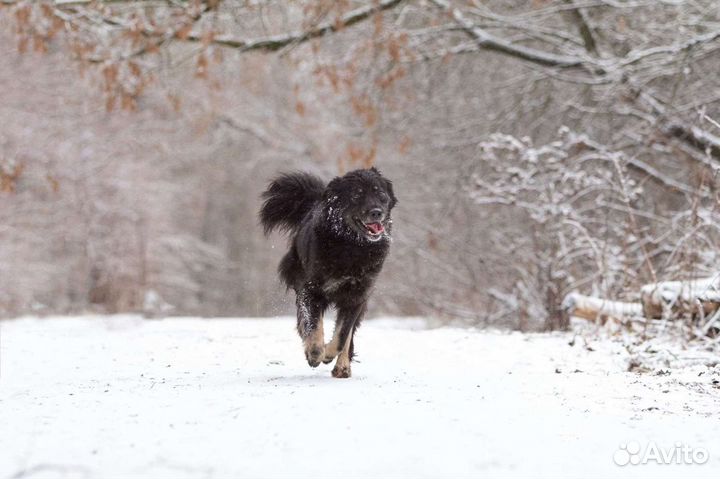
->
xmin=1 ymin=316 xmax=719 ymax=478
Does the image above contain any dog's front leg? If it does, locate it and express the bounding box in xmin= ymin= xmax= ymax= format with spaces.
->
xmin=331 ymin=302 xmax=366 ymax=378
xmin=322 ymin=315 xmax=344 ymax=364
xmin=296 ymin=287 xmax=327 ymax=368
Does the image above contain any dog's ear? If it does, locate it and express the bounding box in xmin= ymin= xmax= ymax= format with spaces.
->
xmin=323 ymin=177 xmax=341 ymax=202
xmin=370 ymin=167 xmax=396 ymax=209
xmin=383 ymin=177 xmax=397 ymax=209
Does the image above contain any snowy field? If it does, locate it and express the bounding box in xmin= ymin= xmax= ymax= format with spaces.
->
xmin=1 ymin=316 xmax=719 ymax=479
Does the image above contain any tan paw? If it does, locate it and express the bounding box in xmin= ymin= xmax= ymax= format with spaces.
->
xmin=331 ymin=364 xmax=351 ymax=378
xmin=304 ymin=344 xmax=325 ymax=368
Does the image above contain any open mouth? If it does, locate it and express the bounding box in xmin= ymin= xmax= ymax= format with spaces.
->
xmin=361 ymin=221 xmax=385 ymax=237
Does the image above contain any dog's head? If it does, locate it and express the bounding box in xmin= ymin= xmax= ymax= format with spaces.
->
xmin=323 ymin=167 xmax=397 ymax=243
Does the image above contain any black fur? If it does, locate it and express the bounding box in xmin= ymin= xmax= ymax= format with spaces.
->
xmin=260 ymin=167 xmax=396 ymax=372
xmin=259 ymin=172 xmax=325 ymax=236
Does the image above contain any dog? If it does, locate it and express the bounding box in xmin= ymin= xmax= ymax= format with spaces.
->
xmin=259 ymin=167 xmax=396 ymax=378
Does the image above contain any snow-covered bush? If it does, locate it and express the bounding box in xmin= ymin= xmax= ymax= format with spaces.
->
xmin=472 ymin=128 xmax=720 ymax=330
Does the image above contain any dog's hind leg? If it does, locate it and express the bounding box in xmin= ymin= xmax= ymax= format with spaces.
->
xmin=296 ymin=287 xmax=328 ymax=368
xmin=331 ymin=302 xmax=366 ymax=378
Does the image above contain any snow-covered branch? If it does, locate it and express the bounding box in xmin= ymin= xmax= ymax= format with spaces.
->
xmin=429 ymin=0 xmax=589 ymax=69
xmin=183 ymin=0 xmax=406 ymax=52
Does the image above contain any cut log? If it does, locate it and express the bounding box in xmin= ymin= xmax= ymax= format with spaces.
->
xmin=562 ymin=292 xmax=643 ymax=322
xmin=640 ymin=274 xmax=720 ymax=319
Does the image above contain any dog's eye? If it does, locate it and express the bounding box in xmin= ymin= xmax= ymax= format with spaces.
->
xmin=378 ymin=191 xmax=388 ymax=202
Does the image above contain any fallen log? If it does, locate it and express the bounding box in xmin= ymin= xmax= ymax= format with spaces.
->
xmin=562 ymin=292 xmax=644 ymax=323
xmin=640 ymin=274 xmax=720 ymax=319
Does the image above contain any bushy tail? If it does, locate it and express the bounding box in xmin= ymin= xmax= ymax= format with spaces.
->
xmin=259 ymin=172 xmax=325 ymax=235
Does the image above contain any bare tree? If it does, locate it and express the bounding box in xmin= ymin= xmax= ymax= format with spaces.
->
xmin=2 ymin=0 xmax=720 ymax=331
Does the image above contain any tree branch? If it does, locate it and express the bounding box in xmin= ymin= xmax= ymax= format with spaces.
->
xmin=619 ymin=29 xmax=720 ymax=68
xmin=429 ymin=1 xmax=720 ymax=165
xmin=183 ymin=0 xmax=406 ymax=52
xmin=563 ymin=0 xmax=598 ymax=55
xmin=429 ymin=0 xmax=590 ymax=70
xmin=636 ymin=90 xmax=720 ymax=165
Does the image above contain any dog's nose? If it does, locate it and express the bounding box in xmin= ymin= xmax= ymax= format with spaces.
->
xmin=368 ymin=208 xmax=383 ymax=222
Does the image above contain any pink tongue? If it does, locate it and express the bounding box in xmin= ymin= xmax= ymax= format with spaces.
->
xmin=367 ymin=223 xmax=384 ymax=234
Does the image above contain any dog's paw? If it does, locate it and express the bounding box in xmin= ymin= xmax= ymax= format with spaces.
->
xmin=305 ymin=345 xmax=325 ymax=368
xmin=331 ymin=365 xmax=351 ymax=378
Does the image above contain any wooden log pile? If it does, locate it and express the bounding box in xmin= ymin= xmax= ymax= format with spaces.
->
xmin=562 ymin=273 xmax=720 ymax=332
xmin=561 ymin=293 xmax=643 ymax=323
xmin=640 ymin=276 xmax=720 ymax=319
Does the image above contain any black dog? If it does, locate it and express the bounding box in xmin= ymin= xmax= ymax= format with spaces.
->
xmin=260 ymin=167 xmax=396 ymax=378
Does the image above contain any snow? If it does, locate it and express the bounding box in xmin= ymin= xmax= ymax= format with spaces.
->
xmin=1 ymin=316 xmax=719 ymax=478
xmin=562 ymin=292 xmax=644 ymax=319
xmin=640 ymin=273 xmax=720 ymax=306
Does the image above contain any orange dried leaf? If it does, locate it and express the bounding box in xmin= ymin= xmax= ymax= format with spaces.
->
xmin=295 ymin=101 xmax=306 ymax=117
xmin=373 ymin=11 xmax=383 ymax=35
xmin=106 ymin=94 xmax=116 ymax=112
xmin=128 ymin=61 xmax=141 ymax=77
xmin=17 ymin=37 xmax=28 ymax=53
xmin=33 ymin=36 xmax=48 ymax=54
xmin=201 ymin=30 xmax=215 ymax=47
xmin=0 ymin=163 xmax=24 ymax=194
xmin=175 ymin=24 xmax=192 ymax=40
xmin=398 ymin=136 xmax=411 ymax=155
xmin=195 ymin=53 xmax=208 ymax=78
xmin=212 ymin=47 xmax=223 ymax=64
xmin=167 ymin=93 xmax=182 ymax=112
xmin=46 ymin=175 xmax=60 ymax=193
xmin=121 ymin=94 xmax=137 ymax=111
xmin=146 ymin=42 xmax=161 ymax=54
